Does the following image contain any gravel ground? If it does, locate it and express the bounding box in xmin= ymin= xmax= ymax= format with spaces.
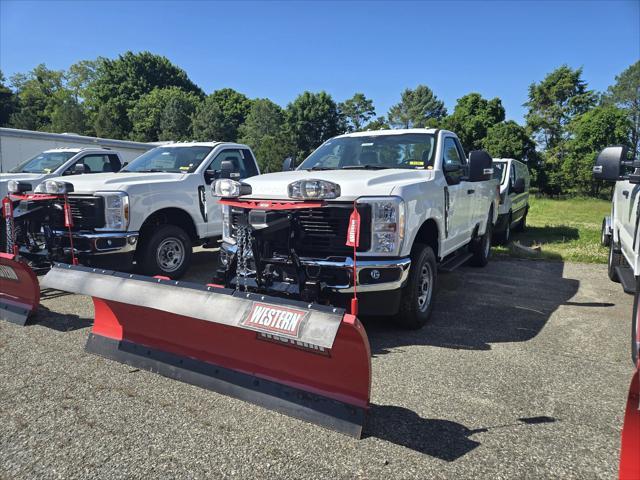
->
xmin=0 ymin=252 xmax=634 ymax=479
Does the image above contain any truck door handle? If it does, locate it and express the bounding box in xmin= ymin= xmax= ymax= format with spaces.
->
xmin=623 ymin=190 xmax=629 ymax=198
xmin=467 ymin=189 xmax=475 ymax=194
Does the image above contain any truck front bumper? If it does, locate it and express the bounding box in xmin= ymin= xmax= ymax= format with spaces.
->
xmin=219 ymin=243 xmax=411 ymax=294
xmin=54 ymin=230 xmax=139 ymax=256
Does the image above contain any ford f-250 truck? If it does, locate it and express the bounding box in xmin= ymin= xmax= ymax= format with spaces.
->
xmin=7 ymin=142 xmax=260 ymax=277
xmin=213 ymin=128 xmax=498 ymax=328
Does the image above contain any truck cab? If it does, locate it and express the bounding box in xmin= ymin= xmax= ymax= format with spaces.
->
xmin=0 ymin=147 xmax=123 ymax=198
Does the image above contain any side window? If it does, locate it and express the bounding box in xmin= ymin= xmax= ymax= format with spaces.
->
xmin=510 ymin=163 xmax=517 ymax=185
xmin=207 ymin=149 xmax=258 ymax=179
xmin=73 ymin=154 xmax=112 ymax=174
xmin=442 ymin=137 xmax=463 ymax=170
xmin=107 ymin=154 xmax=122 ymax=172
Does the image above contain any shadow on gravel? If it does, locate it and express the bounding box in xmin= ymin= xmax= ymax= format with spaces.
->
xmin=33 ymin=305 xmax=92 ymax=332
xmin=365 ymin=405 xmax=558 ymax=460
xmin=364 ymin=404 xmax=481 ymax=460
xmin=365 ymin=260 xmax=580 ymax=353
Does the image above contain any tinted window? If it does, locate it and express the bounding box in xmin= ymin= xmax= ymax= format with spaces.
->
xmin=493 ymin=162 xmax=507 ymax=183
xmin=207 ymin=149 xmax=257 ymax=179
xmin=443 ymin=137 xmax=463 ymax=169
xmin=77 ymin=154 xmax=113 ymax=173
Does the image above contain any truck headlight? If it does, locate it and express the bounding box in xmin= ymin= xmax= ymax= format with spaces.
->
xmin=222 ymin=204 xmax=235 ymax=244
xmin=95 ymin=192 xmax=129 ymax=231
xmin=357 ymin=196 xmax=405 ymax=255
xmin=7 ymin=180 xmax=31 ymax=194
xmin=288 ymin=180 xmax=340 ymax=200
xmin=34 ymin=180 xmax=74 ymax=195
xmin=214 ymin=179 xmax=241 ymax=198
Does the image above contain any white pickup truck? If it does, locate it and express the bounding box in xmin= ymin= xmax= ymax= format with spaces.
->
xmin=0 ymin=147 xmax=125 ymax=198
xmin=593 ymin=145 xmax=639 ymax=366
xmin=214 ymin=128 xmax=498 ymax=328
xmin=20 ymin=142 xmax=260 ymax=277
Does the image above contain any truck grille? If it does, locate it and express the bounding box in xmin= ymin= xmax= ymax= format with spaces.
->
xmin=296 ymin=205 xmax=371 ymax=255
xmin=52 ymin=196 xmax=105 ymax=230
xmin=232 ymin=204 xmax=371 ymax=255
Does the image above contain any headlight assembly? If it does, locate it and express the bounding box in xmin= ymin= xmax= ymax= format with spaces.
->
xmin=357 ymin=196 xmax=405 ymax=256
xmin=213 ymin=179 xmax=251 ymax=198
xmin=288 ymin=179 xmax=340 ymax=200
xmin=95 ymin=191 xmax=129 ymax=231
xmin=34 ymin=180 xmax=74 ymax=195
xmin=7 ymin=180 xmax=31 ymax=194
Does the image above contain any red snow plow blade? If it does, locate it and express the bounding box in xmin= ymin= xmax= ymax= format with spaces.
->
xmin=41 ymin=263 xmax=372 ymax=437
xmin=0 ymin=253 xmax=40 ymax=325
xmin=619 ymin=368 xmax=640 ymax=479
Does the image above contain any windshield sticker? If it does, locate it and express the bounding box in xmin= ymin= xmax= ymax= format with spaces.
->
xmin=361 ymin=142 xmax=374 ymax=147
xmin=43 ymin=168 xmax=52 ymax=173
xmin=409 ymin=161 xmax=424 ymax=166
xmin=179 ymin=166 xmax=190 ymax=171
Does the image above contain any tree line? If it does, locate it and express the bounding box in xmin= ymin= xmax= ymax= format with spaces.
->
xmin=0 ymin=51 xmax=637 ymax=196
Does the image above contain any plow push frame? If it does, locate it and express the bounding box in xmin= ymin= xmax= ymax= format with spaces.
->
xmin=41 ymin=263 xmax=372 ymax=437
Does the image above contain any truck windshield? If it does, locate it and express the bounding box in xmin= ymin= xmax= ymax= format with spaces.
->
xmin=122 ymin=146 xmax=213 ymax=173
xmin=298 ymin=133 xmax=436 ymax=170
xmin=493 ymin=162 xmax=507 ymax=184
xmin=10 ymin=151 xmax=76 ymax=173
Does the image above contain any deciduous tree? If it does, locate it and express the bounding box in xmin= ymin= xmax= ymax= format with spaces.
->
xmin=604 ymin=61 xmax=639 ymax=158
xmin=443 ymin=93 xmax=505 ymax=152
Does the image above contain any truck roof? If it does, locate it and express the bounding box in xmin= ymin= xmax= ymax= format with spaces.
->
xmin=157 ymin=141 xmax=243 ymax=148
xmin=335 ymin=128 xmax=444 ymax=139
xmin=43 ymin=147 xmax=115 ymax=154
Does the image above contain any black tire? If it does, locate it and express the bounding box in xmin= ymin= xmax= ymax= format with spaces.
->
xmin=470 ymin=213 xmax=493 ymax=267
xmin=393 ymin=244 xmax=437 ymax=329
xmin=496 ymin=213 xmax=511 ymax=245
xmin=601 ymin=218 xmax=611 ymax=247
xmin=137 ymin=225 xmax=192 ymax=279
xmin=632 ymin=280 xmax=639 ymax=367
xmin=514 ymin=207 xmax=528 ymax=232
xmin=608 ymin=239 xmax=623 ymax=283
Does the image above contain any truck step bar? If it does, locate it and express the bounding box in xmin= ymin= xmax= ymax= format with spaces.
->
xmin=438 ymin=252 xmax=473 ymax=273
xmin=615 ymin=265 xmax=636 ymax=295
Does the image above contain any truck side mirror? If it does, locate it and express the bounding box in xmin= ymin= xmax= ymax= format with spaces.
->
xmin=592 ymin=146 xmax=628 ymax=182
xmin=73 ymin=163 xmax=87 ymax=175
xmin=468 ymin=150 xmax=493 ymax=182
xmin=204 ymin=170 xmax=217 ymax=184
xmin=220 ymin=160 xmax=234 ymax=179
xmin=282 ymin=157 xmax=295 ymax=171
xmin=512 ymin=177 xmax=525 ymax=194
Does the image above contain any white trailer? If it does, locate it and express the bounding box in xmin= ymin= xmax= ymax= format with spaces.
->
xmin=0 ymin=128 xmax=155 ymax=173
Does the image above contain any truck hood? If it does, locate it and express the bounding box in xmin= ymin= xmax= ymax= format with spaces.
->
xmin=47 ymin=172 xmax=187 ymax=194
xmin=0 ymin=173 xmax=46 ymax=197
xmin=241 ymin=169 xmax=432 ymax=201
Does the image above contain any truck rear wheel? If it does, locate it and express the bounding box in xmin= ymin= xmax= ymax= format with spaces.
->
xmin=608 ymin=240 xmax=623 ymax=283
xmin=470 ymin=213 xmax=493 ymax=267
xmin=393 ymin=244 xmax=437 ymax=329
xmin=138 ymin=225 xmax=192 ymax=279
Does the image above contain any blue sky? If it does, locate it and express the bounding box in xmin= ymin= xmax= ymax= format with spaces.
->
xmin=1 ymin=0 xmax=638 ymax=124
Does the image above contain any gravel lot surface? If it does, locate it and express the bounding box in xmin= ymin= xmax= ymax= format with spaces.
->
xmin=0 ymin=251 xmax=633 ymax=479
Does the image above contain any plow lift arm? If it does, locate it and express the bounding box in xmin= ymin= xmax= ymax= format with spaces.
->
xmin=40 ymin=263 xmax=372 ymax=437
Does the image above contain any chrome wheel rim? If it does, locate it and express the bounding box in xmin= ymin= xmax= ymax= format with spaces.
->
xmin=156 ymin=237 xmax=184 ymax=273
xmin=417 ymin=263 xmax=434 ymax=312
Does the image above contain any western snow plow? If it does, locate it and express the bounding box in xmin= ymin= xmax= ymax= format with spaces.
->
xmin=40 ymin=263 xmax=372 ymax=436
xmin=0 ymin=181 xmax=79 ymax=325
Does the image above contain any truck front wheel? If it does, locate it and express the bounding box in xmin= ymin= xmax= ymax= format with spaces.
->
xmin=393 ymin=244 xmax=437 ymax=329
xmin=138 ymin=225 xmax=192 ymax=279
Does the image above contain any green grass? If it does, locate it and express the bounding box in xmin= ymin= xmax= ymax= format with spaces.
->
xmin=493 ymin=196 xmax=611 ymax=264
